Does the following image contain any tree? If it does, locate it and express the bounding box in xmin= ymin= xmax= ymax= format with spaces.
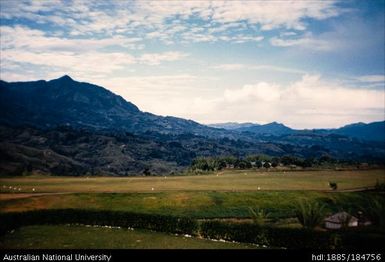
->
xmin=271 ymin=157 xmax=279 ymax=168
xmin=280 ymin=155 xmax=296 ymax=166
xmin=235 ymin=159 xmax=252 ymax=169
xmin=143 ymin=168 xmax=151 ymax=176
xmin=263 ymin=162 xmax=270 ymax=169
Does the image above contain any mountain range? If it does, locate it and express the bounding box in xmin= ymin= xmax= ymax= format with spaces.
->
xmin=0 ymin=75 xmax=384 ymax=176
xmin=209 ymin=121 xmax=385 ymax=142
xmin=0 ymin=75 xmax=228 ymax=138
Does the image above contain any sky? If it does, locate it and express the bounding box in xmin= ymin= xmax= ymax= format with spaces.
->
xmin=0 ymin=0 xmax=384 ymax=129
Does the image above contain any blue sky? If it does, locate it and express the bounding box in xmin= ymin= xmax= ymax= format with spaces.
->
xmin=0 ymin=0 xmax=384 ymax=128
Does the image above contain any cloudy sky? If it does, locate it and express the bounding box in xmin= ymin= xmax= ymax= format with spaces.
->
xmin=0 ymin=0 xmax=384 ymax=128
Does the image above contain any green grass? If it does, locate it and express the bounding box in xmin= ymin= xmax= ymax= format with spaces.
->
xmin=0 ymin=225 xmax=256 ymax=249
xmin=0 ymin=169 xmax=383 ymax=249
xmin=0 ymin=191 xmax=381 ymax=220
xmin=1 ymin=169 xmax=383 ymax=194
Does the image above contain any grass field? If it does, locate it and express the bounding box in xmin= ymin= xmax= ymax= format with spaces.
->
xmin=1 ymin=169 xmax=383 ymax=194
xmin=0 ymin=225 xmax=256 ymax=249
xmin=0 ymin=191 xmax=379 ymax=219
xmin=0 ymin=169 xmax=383 ymax=217
xmin=1 ymin=169 xmax=383 ymax=249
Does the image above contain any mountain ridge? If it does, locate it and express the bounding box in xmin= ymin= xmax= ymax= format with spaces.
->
xmin=0 ymin=75 xmax=384 ymax=176
xmin=1 ymin=75 xmax=384 ymax=142
xmin=209 ymin=121 xmax=385 ymax=142
xmin=0 ymin=76 xmax=228 ymax=138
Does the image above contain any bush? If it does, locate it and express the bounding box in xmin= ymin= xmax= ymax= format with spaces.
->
xmin=0 ymin=209 xmax=198 ymax=236
xmin=249 ymin=207 xmax=269 ymax=226
xmin=199 ymin=221 xmax=331 ymax=248
xmin=1 ymin=209 xmax=384 ymax=249
xmin=374 ymin=179 xmax=385 ymax=191
xmin=294 ymin=200 xmax=326 ymax=229
xmin=362 ymin=198 xmax=385 ymax=230
xmin=329 ymin=182 xmax=338 ymax=190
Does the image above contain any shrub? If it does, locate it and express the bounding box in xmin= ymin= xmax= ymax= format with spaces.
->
xmin=362 ymin=198 xmax=385 ymax=230
xmin=199 ymin=220 xmax=331 ymax=248
xmin=0 ymin=209 xmax=199 ymax=236
xmin=294 ymin=200 xmax=326 ymax=229
xmin=329 ymin=181 xmax=338 ymax=190
xmin=249 ymin=207 xmax=269 ymax=226
xmin=374 ymin=179 xmax=385 ymax=191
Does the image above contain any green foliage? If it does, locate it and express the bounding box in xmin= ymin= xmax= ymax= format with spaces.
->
xmin=294 ymin=200 xmax=326 ymax=229
xmin=271 ymin=158 xmax=279 ymax=168
xmin=361 ymin=197 xmax=385 ymax=230
xmin=329 ymin=181 xmax=338 ymax=190
xmin=190 ymin=157 xmax=228 ymax=172
xmin=200 ymin=221 xmax=346 ymax=249
xmin=189 ymin=154 xmax=342 ymax=172
xmin=249 ymin=207 xmax=269 ymax=226
xmin=199 ymin=220 xmax=385 ymax=249
xmin=1 ymin=208 xmax=385 ymax=249
xmin=0 ymin=209 xmax=198 ymax=236
xmin=0 ymin=225 xmax=253 ymax=249
xmin=255 ymin=160 xmax=262 ymax=168
xmin=374 ymin=179 xmax=385 ymax=191
xmin=235 ymin=159 xmax=252 ymax=169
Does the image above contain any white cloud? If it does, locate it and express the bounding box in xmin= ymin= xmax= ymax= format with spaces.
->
xmin=0 ymin=0 xmax=341 ymax=45
xmin=138 ymin=52 xmax=189 ymax=66
xmin=270 ymin=34 xmax=333 ymax=51
xmin=355 ymin=75 xmax=385 ymax=83
xmin=210 ymin=1 xmax=339 ymax=30
xmin=212 ymin=64 xmax=246 ymax=70
xmin=185 ymin=75 xmax=384 ymax=128
xmin=75 ymin=73 xmax=384 ymax=129
xmin=0 ymin=26 xmax=189 ymax=78
xmin=212 ymin=63 xmax=306 ymax=74
xmin=94 ymin=74 xmax=211 ymax=116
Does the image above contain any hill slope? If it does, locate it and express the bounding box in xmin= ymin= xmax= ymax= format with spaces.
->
xmin=333 ymin=121 xmax=385 ymax=142
xmin=0 ymin=76 xmax=224 ymax=137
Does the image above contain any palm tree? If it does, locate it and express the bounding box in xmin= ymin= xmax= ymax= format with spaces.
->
xmin=295 ymin=200 xmax=326 ymax=229
xmin=249 ymin=207 xmax=270 ymax=226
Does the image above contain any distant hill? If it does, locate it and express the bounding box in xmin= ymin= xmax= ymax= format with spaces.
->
xmin=210 ymin=120 xmax=385 ymax=142
xmin=236 ymin=122 xmax=294 ymax=135
xmin=0 ymin=125 xmax=289 ymax=176
xmin=209 ymin=121 xmax=294 ymax=135
xmin=0 ymin=75 xmax=384 ymax=176
xmin=332 ymin=121 xmax=385 ymax=142
xmin=208 ymin=122 xmax=257 ymax=130
xmin=0 ymin=75 xmax=226 ymax=138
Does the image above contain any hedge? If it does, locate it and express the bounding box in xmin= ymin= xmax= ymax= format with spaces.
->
xmin=199 ymin=221 xmax=385 ymax=249
xmin=0 ymin=209 xmax=198 ymax=236
xmin=1 ymin=210 xmax=384 ymax=249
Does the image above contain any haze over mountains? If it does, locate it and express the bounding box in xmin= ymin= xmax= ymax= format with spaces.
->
xmin=209 ymin=121 xmax=385 ymax=142
xmin=0 ymin=76 xmax=384 ymax=176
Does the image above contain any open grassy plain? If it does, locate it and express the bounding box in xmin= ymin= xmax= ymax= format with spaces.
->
xmin=1 ymin=169 xmax=383 ymax=194
xmin=0 ymin=169 xmax=384 ymax=249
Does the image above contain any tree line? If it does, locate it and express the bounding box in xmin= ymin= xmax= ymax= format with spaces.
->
xmin=189 ymin=154 xmax=349 ymax=171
